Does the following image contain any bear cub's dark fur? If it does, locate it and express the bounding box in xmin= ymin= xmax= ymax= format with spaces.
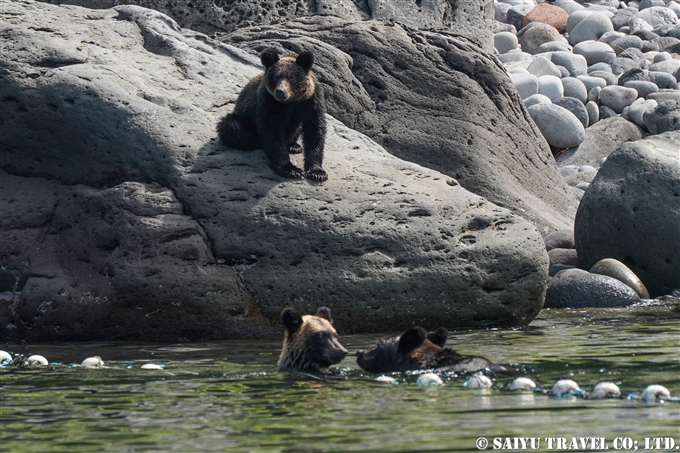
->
xmin=217 ymin=47 xmax=328 ymax=182
xmin=356 ymin=326 xmax=507 ymax=374
xmin=277 ymin=307 xmax=348 ymax=374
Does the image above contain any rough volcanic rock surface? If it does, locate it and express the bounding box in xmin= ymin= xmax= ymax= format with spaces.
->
xmin=223 ymin=16 xmax=578 ymax=235
xmin=38 ymin=0 xmax=495 ymax=51
xmin=1 ymin=1 xmax=549 ymax=342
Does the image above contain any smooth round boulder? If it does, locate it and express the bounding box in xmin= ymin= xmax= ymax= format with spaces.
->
xmin=587 ymin=62 xmax=613 ymax=74
xmin=527 ymin=103 xmax=587 ymax=148
xmin=610 ymin=35 xmax=644 ymax=54
xmin=648 ymin=71 xmax=679 ymax=89
xmin=522 ymin=3 xmax=569 ymax=33
xmin=643 ymin=100 xmax=680 ymax=134
xmin=599 ymin=85 xmax=639 ymax=112
xmin=569 ymin=13 xmax=615 ymax=45
xmin=574 ymin=131 xmax=680 ymax=297
xmin=648 ymin=59 xmax=680 ymax=77
xmin=510 ymin=72 xmax=539 ymax=99
xmin=633 ymin=7 xmax=678 ymax=29
xmin=647 ymin=89 xmax=680 ymax=103
xmin=624 ymin=80 xmax=659 ymax=98
xmin=538 ymin=75 xmax=564 ymax=100
xmin=553 ymin=96 xmax=590 ymax=128
xmin=587 ymin=70 xmax=618 ymax=86
xmin=573 ymin=40 xmax=616 ymax=65
xmin=566 ymin=10 xmax=594 ymax=35
xmin=551 ymin=51 xmax=588 ymax=74
xmin=590 ymin=258 xmax=650 ymax=299
xmin=494 ymin=32 xmax=519 ymax=54
xmin=586 ymin=100 xmax=600 ymax=126
xmin=545 ymin=268 xmax=641 ymax=308
xmin=523 ymin=93 xmax=552 ymax=107
xmin=561 ymin=77 xmax=588 ymax=103
xmin=578 ymin=75 xmax=607 ymax=93
xmin=518 ymin=22 xmax=563 ymax=54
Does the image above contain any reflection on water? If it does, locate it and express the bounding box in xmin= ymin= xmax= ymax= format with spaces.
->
xmin=2 ymin=303 xmax=679 ymax=452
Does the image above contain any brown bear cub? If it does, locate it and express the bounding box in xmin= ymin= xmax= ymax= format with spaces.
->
xmin=277 ymin=307 xmax=348 ymax=373
xmin=217 ymin=47 xmax=328 ymax=182
xmin=356 ymin=326 xmax=506 ymax=374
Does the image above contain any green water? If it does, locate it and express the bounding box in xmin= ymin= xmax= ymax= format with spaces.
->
xmin=2 ymin=304 xmax=679 ymax=453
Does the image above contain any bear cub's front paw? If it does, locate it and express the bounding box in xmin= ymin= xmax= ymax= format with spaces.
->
xmin=305 ymin=167 xmax=328 ymax=182
xmin=279 ymin=162 xmax=306 ymax=180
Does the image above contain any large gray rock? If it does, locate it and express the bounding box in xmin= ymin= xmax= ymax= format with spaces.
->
xmin=225 ymin=17 xmax=578 ymax=235
xmin=555 ymin=117 xmax=644 ymax=168
xmin=574 ymin=131 xmax=680 ymax=297
xmin=38 ymin=0 xmax=496 ymax=51
xmin=0 ymin=1 xmax=549 ymax=341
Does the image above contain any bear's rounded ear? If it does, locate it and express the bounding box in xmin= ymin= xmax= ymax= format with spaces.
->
xmin=281 ymin=307 xmax=303 ymax=333
xmin=260 ymin=47 xmax=280 ymax=69
xmin=427 ymin=327 xmax=448 ymax=347
xmin=316 ymin=306 xmax=332 ymax=322
xmin=296 ymin=51 xmax=314 ymax=72
xmin=397 ymin=327 xmax=427 ymax=355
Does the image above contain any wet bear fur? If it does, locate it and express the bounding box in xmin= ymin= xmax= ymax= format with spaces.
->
xmin=356 ymin=326 xmax=507 ymax=374
xmin=216 ymin=47 xmax=328 ymax=182
xmin=277 ymin=307 xmax=348 ymax=373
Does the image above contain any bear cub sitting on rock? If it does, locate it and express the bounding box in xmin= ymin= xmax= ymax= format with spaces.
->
xmin=217 ymin=47 xmax=328 ymax=182
xmin=356 ymin=326 xmax=506 ymax=374
xmin=278 ymin=307 xmax=348 ymax=374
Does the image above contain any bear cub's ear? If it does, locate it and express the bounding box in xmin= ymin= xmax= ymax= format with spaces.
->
xmin=281 ymin=307 xmax=303 ymax=333
xmin=316 ymin=306 xmax=332 ymax=323
xmin=397 ymin=326 xmax=427 ymax=355
xmin=296 ymin=51 xmax=314 ymax=72
xmin=260 ymin=47 xmax=280 ymax=69
xmin=427 ymin=327 xmax=448 ymax=347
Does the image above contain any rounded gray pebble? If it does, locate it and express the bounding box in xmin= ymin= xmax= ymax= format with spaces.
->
xmin=510 ymin=72 xmax=539 ymax=99
xmin=573 ymin=40 xmax=616 ymax=65
xmin=561 ymin=77 xmax=588 ymax=103
xmin=569 ymin=13 xmax=614 ymax=45
xmin=552 ymin=51 xmax=588 ymax=74
xmin=600 ymin=85 xmax=639 ymax=112
xmin=587 ymin=62 xmax=613 ymax=74
xmin=610 ymin=35 xmax=644 ymax=53
xmin=523 ymin=93 xmax=553 ymax=108
xmin=578 ymin=75 xmax=608 ymax=92
xmin=624 ymin=80 xmax=659 ymax=98
xmin=648 ymin=71 xmax=679 ymax=89
xmin=586 ymin=100 xmax=600 ymax=125
xmin=588 ymin=70 xmax=618 ymax=86
xmin=588 ymin=86 xmax=602 ymax=102
xmin=599 ymin=104 xmax=618 ymax=119
xmin=538 ymin=75 xmax=564 ymax=100
xmin=494 ymin=31 xmax=519 ymax=54
xmin=553 ymin=96 xmax=590 ymax=128
xmin=527 ymin=103 xmax=586 ymax=148
xmin=590 ymin=258 xmax=650 ymax=299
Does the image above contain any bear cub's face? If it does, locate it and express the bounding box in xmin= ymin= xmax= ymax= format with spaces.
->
xmin=356 ymin=327 xmax=449 ymax=374
xmin=277 ymin=306 xmax=348 ymax=373
xmin=260 ymin=47 xmax=316 ymax=104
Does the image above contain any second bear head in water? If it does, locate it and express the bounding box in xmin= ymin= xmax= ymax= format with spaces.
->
xmin=356 ymin=326 xmax=506 ymax=374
